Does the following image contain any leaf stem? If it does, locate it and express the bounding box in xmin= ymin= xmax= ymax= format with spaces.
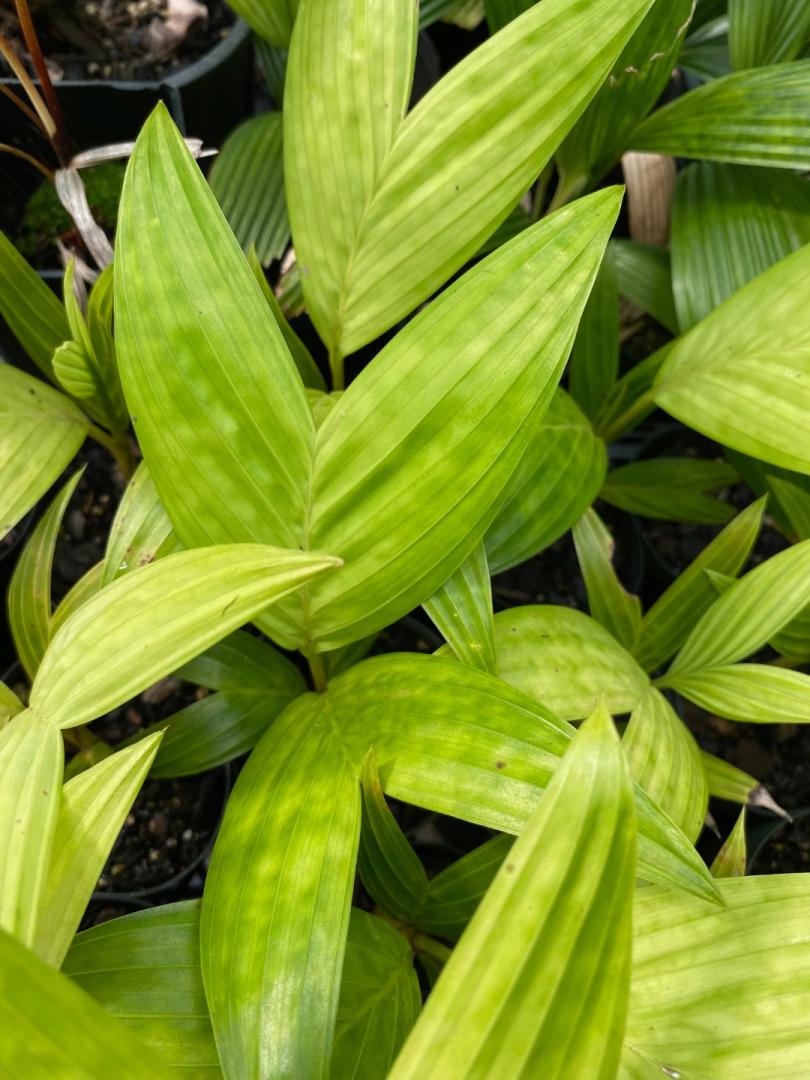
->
xmin=87 ymin=424 xmax=136 ymax=480
xmin=304 ymin=648 xmax=327 ymax=692
xmin=598 ymin=387 xmax=656 ymax=444
xmin=329 ymin=345 xmax=345 ymax=391
xmin=412 ymin=932 xmax=452 ymax=968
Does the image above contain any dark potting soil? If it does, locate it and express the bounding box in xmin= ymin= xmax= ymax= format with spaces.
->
xmin=0 ymin=0 xmax=235 ymax=82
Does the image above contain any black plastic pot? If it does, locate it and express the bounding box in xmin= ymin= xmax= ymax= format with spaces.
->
xmin=0 ymin=18 xmax=252 ymax=234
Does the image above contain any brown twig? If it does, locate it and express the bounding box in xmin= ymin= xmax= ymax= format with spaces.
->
xmin=0 ymin=141 xmax=54 ymax=181
xmin=0 ymin=32 xmax=55 ymax=138
xmin=13 ymin=0 xmax=71 ymax=161
xmin=0 ymin=80 xmax=49 ymax=136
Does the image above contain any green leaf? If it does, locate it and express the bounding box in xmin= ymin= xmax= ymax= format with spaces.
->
xmin=768 ymin=473 xmax=810 ymax=540
xmin=117 ymin=100 xmax=620 ymax=652
xmin=66 ymin=900 xmax=420 ymax=1080
xmin=0 ymin=230 xmax=69 ymax=380
xmin=200 ymin=702 xmax=361 ymax=1080
xmin=711 ymin=809 xmax=747 ymax=878
xmin=610 ymin=238 xmax=678 ymax=334
xmin=423 ymin=541 xmax=496 ymax=672
xmin=493 ymin=605 xmax=649 ymax=720
xmin=284 ymin=0 xmax=418 ymax=364
xmin=482 ymin=0 xmax=533 ymax=33
xmin=7 ymin=471 xmax=82 ymax=679
xmin=390 ymin=704 xmax=636 ymax=1080
xmin=247 ymin=247 xmax=325 ymax=390
xmin=324 ymin=654 xmax=717 ymax=901
xmin=555 ymin=0 xmax=694 ymax=197
xmin=652 ymin=242 xmax=810 ymax=474
xmin=225 ymin=0 xmax=299 ymax=46
xmin=209 ymin=113 xmax=289 ymax=265
xmin=664 ymin=663 xmax=810 ymax=723
xmin=664 ymin=539 xmax=810 ymax=676
xmin=725 ymin=450 xmax=810 ymax=538
xmin=115 ymin=104 xmax=315 ymax=646
xmin=596 ymin=341 xmax=672 ymax=442
xmin=623 ymin=687 xmax=708 ymax=843
xmin=771 ymin=598 xmax=810 ymax=661
xmin=358 ymin=750 xmax=429 ymax=923
xmin=101 ymin=461 xmax=176 ymax=587
xmin=50 ymin=561 xmax=103 ymax=636
xmin=601 ymin=457 xmax=738 ymax=524
xmin=0 ymin=925 xmax=172 ymax=1079
xmin=624 ymin=876 xmax=810 ymax=1077
xmin=58 ymin=262 xmax=128 ymax=433
xmin=131 ymin=631 xmax=306 ymax=777
xmin=35 ymin=734 xmax=163 ymax=967
xmin=634 ymin=497 xmax=765 ymax=673
xmin=729 ymin=0 xmax=810 ymax=68
xmin=29 ymin=544 xmax=340 ymax=728
xmin=63 ymin=900 xmax=220 ymax=1075
xmin=418 ymin=834 xmax=514 ymax=941
xmin=678 ymin=15 xmax=731 ymax=82
xmin=485 ymin=388 xmax=607 ymax=574
xmin=333 ymin=909 xmax=421 ymax=1079
xmin=671 ymin=162 xmax=810 ymax=332
xmin=305 ymin=190 xmax=622 ymax=650
xmin=0 ymin=681 xmax=23 ymax=727
xmin=0 ymin=364 xmax=89 ymax=541
xmin=569 ymin=244 xmax=619 ymax=420
xmin=573 ymin=507 xmax=642 ymax=651
xmin=0 ymin=713 xmax=63 ymax=947
xmin=702 ymin=749 xmax=757 ymax=804
xmin=285 ymin=0 xmax=654 ymax=358
xmin=631 ymin=61 xmax=810 ymax=168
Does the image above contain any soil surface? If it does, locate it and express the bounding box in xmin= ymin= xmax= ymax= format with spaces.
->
xmin=1 ymin=0 xmax=235 ymax=81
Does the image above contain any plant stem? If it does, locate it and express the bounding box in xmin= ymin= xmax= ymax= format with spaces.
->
xmin=305 ymin=648 xmax=327 ymax=692
xmin=598 ymin=387 xmax=656 ymax=444
xmin=412 ymin=932 xmax=452 ymax=968
xmin=530 ymin=164 xmax=553 ymax=221
xmin=329 ymin=346 xmax=345 ymax=391
xmin=87 ymin=425 xmax=136 ymax=480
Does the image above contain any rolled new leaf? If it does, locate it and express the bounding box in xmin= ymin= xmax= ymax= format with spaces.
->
xmin=389 ymin=704 xmax=636 ymax=1080
xmin=29 ymin=544 xmax=341 ymax=728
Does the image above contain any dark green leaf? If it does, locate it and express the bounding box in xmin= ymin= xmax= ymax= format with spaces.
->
xmin=632 ymin=61 xmax=810 ymax=168
xmin=209 ymin=113 xmax=289 ymax=265
xmin=601 ymin=457 xmax=738 ymax=524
